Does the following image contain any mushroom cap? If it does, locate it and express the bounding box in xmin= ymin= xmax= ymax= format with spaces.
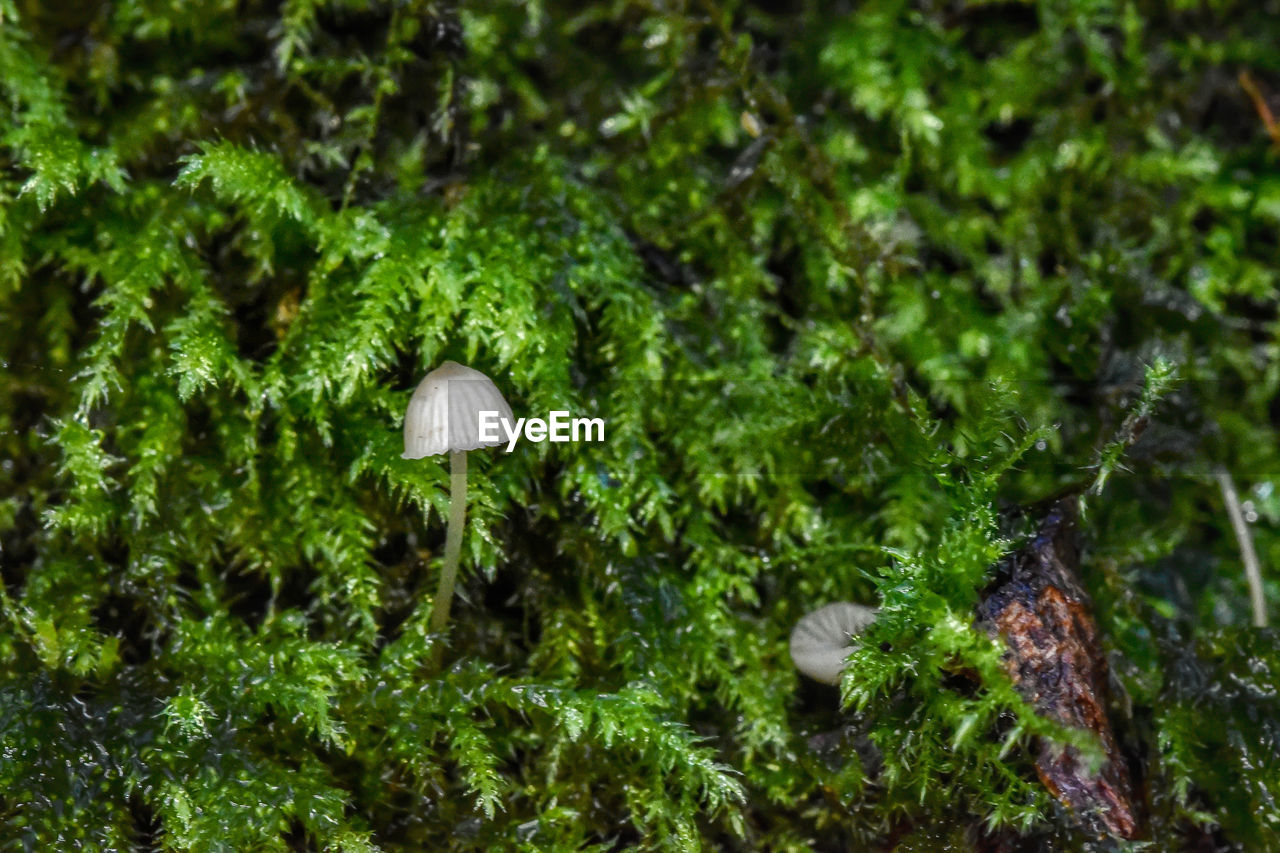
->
xmin=789 ymin=601 xmax=877 ymax=685
xmin=402 ymin=361 xmax=514 ymax=459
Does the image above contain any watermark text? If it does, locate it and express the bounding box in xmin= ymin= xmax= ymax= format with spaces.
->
xmin=479 ymin=410 xmax=605 ymax=452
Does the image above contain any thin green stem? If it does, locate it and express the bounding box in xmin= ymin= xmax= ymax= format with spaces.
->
xmin=430 ymin=449 xmax=468 ymax=635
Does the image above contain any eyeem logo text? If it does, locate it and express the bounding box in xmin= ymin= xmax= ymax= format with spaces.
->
xmin=479 ymin=410 xmax=605 ymax=452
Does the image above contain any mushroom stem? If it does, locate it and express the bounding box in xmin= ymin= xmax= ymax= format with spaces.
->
xmin=1215 ymin=467 xmax=1268 ymax=628
xmin=429 ymin=449 xmax=469 ymax=635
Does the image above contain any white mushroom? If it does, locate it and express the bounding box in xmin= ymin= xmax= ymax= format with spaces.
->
xmin=403 ymin=361 xmax=513 ymax=459
xmin=789 ymin=602 xmax=877 ymax=685
xmin=402 ymin=361 xmax=513 ymax=636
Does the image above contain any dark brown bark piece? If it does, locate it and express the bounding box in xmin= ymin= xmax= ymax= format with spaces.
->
xmin=978 ymin=499 xmax=1142 ymax=840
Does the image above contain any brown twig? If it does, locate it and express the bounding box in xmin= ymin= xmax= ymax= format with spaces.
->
xmin=979 ymin=500 xmax=1143 ymax=840
xmin=1239 ymin=71 xmax=1280 ymax=149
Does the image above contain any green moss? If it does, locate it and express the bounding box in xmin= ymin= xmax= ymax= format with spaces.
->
xmin=2 ymin=1 xmax=1278 ymax=849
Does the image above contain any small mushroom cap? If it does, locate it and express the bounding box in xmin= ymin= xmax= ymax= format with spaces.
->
xmin=789 ymin=601 xmax=877 ymax=685
xmin=402 ymin=361 xmax=514 ymax=459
